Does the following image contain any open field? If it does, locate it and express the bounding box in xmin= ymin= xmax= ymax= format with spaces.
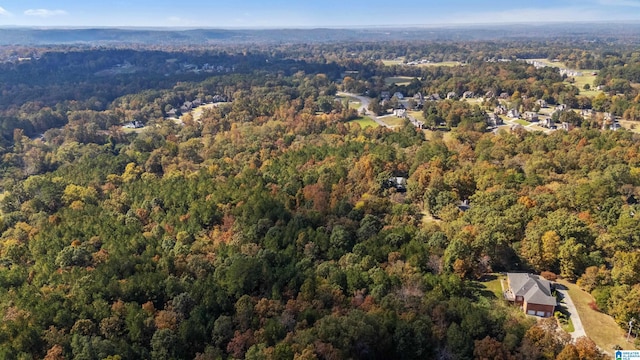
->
xmin=568 ymin=72 xmax=602 ymax=97
xmin=384 ymin=76 xmax=415 ymax=86
xmin=514 ymin=119 xmax=530 ymax=126
xmin=348 ymin=116 xmax=379 ymax=129
xmin=557 ymin=280 xmax=636 ymax=353
xmin=527 ymin=59 xmax=602 ymax=98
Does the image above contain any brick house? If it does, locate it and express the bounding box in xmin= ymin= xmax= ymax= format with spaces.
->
xmin=504 ymin=273 xmax=556 ymax=317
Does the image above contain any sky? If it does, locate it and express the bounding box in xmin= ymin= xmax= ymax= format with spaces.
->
xmin=0 ymin=0 xmax=640 ymax=28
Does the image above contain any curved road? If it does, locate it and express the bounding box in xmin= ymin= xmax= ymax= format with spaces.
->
xmin=338 ymin=91 xmax=392 ymax=128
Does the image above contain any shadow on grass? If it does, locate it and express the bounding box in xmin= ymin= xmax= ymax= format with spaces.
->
xmin=555 ymin=283 xmax=568 ymax=291
xmin=479 ymin=274 xmax=497 ymax=282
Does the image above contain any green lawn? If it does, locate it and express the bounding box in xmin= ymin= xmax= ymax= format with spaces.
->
xmin=384 ymin=76 xmax=415 ymax=86
xmin=557 ymin=280 xmax=636 ymax=353
xmin=379 ymin=116 xmax=407 ymax=128
xmin=348 ymin=116 xmax=379 ymax=129
xmin=478 ymin=274 xmax=505 ymax=299
xmin=566 ymin=71 xmax=602 ymax=98
xmin=514 ymin=119 xmax=530 ymax=126
xmin=562 ymin=317 xmax=575 ymax=333
xmin=408 ymin=111 xmax=425 ymax=121
xmin=348 ymin=102 xmax=362 ymax=110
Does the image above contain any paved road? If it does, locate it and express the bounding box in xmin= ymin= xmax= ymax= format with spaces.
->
xmin=338 ymin=92 xmax=392 ymax=128
xmin=556 ymin=287 xmax=587 ymax=341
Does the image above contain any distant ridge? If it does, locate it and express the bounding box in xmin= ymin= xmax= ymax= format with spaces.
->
xmin=1 ymin=23 xmax=639 ymax=45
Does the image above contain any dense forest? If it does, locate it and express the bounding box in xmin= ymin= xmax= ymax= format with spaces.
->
xmin=1 ymin=36 xmax=640 ymax=359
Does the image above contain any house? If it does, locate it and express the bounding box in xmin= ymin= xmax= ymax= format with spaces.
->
xmin=413 ymin=92 xmax=425 ymax=103
xmin=393 ymin=92 xmax=404 ymax=100
xmin=393 ymin=107 xmax=407 ymax=118
xmin=540 ymin=118 xmax=554 ymax=128
xmin=211 ymin=94 xmax=228 ymax=103
xmin=536 ymin=99 xmax=548 ymax=108
xmin=428 ymin=93 xmax=441 ymax=101
xmin=166 ymin=108 xmax=178 ymax=118
xmin=123 ymin=120 xmax=144 ymax=129
xmin=580 ymin=109 xmax=593 ymax=118
xmin=604 ymin=112 xmax=615 ymax=122
xmin=485 ymin=90 xmax=495 ymax=99
xmin=494 ymin=105 xmax=508 ymax=115
xmin=561 ymin=122 xmax=574 ymax=131
xmin=180 ymin=101 xmax=193 ymax=113
xmin=384 ymin=177 xmax=407 ymax=192
xmin=381 ymin=91 xmax=391 ymax=101
xmin=555 ymin=104 xmax=567 ymax=112
xmin=486 ymin=113 xmax=503 ymax=127
xmin=610 ymin=122 xmax=622 ymax=131
xmin=524 ymin=112 xmax=539 ymax=122
xmin=446 ymin=91 xmax=457 ymax=100
xmin=504 ymin=273 xmax=556 ymax=317
xmin=458 ymin=200 xmax=470 ymax=211
xmin=499 ymin=92 xmax=510 ymax=99
xmin=462 ymin=91 xmax=474 ymax=99
xmin=507 ymin=109 xmax=520 ymax=119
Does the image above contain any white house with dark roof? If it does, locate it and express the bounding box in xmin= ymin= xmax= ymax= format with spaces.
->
xmin=505 ymin=273 xmax=557 ymax=317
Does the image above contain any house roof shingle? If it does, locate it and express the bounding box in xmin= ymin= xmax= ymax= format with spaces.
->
xmin=508 ymin=273 xmax=557 ymax=307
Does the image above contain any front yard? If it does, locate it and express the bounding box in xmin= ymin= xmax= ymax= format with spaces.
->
xmin=557 ymin=280 xmax=636 ymax=353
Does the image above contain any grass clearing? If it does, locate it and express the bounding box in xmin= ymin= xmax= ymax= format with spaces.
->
xmin=379 ymin=116 xmax=407 ymax=128
xmin=514 ymin=119 xmax=531 ymax=126
xmin=618 ymin=120 xmax=640 ymax=133
xmin=384 ymin=76 xmax=415 ymax=86
xmin=557 ymin=280 xmax=636 ymax=353
xmin=478 ymin=273 xmax=505 ymax=299
xmin=348 ymin=116 xmax=379 ymax=129
xmin=408 ymin=111 xmax=425 ymax=121
xmin=420 ymin=211 xmax=442 ymax=225
xmin=566 ymin=71 xmax=603 ymax=98
xmin=337 ymin=95 xmax=362 ymax=110
xmin=348 ymin=102 xmax=362 ymax=110
xmin=381 ymin=58 xmax=405 ymax=66
xmin=526 ymin=58 xmax=568 ymax=68
xmin=416 ymin=61 xmax=462 ymax=67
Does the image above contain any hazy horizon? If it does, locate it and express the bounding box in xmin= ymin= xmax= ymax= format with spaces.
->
xmin=1 ymin=0 xmax=640 ymax=28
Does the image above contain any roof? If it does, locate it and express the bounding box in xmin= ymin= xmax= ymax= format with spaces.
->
xmin=507 ymin=273 xmax=557 ymax=307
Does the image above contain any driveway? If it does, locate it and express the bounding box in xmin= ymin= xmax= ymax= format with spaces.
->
xmin=556 ymin=286 xmax=587 ymax=340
